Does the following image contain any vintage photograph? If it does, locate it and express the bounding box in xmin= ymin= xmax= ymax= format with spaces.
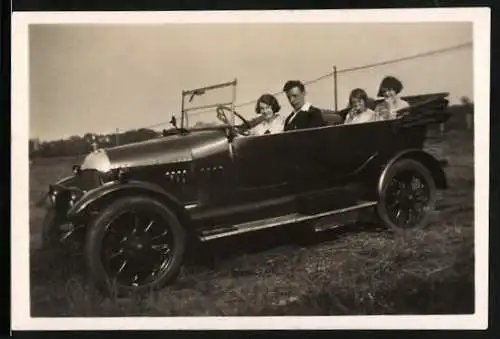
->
xmin=12 ymin=9 xmax=490 ymax=330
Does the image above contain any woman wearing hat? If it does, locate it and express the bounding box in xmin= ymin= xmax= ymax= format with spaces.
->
xmin=374 ymin=76 xmax=410 ymax=120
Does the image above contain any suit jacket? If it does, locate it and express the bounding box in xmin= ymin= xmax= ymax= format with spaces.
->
xmin=283 ymin=104 xmax=326 ymax=131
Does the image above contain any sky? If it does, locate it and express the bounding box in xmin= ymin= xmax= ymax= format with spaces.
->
xmin=29 ymin=22 xmax=473 ymax=141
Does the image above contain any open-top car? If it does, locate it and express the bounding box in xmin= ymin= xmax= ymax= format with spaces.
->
xmin=39 ymin=79 xmax=451 ymax=295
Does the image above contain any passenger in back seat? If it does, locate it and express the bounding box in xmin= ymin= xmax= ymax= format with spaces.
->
xmin=344 ymin=88 xmax=377 ymax=125
xmin=374 ymin=76 xmax=410 ymax=120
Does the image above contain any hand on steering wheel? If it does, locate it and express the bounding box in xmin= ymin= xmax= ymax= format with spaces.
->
xmin=215 ymin=110 xmax=228 ymax=125
xmin=216 ymin=105 xmax=252 ymax=136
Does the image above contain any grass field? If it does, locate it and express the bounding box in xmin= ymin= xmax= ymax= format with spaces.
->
xmin=29 ymin=129 xmax=475 ymax=317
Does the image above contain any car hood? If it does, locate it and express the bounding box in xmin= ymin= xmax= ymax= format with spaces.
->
xmin=81 ymin=129 xmax=229 ymax=172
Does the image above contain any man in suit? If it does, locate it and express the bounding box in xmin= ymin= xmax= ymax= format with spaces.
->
xmin=282 ymin=80 xmax=326 ymax=131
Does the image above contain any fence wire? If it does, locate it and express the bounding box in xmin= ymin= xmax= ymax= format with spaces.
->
xmin=142 ymin=41 xmax=472 ymax=130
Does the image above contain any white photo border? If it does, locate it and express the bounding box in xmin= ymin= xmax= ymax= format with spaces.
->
xmin=12 ymin=7 xmax=491 ymax=331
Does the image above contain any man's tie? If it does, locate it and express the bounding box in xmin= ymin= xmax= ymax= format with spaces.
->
xmin=286 ymin=111 xmax=298 ymax=130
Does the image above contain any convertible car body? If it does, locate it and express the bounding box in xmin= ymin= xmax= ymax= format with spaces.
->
xmin=40 ymin=84 xmax=451 ymax=295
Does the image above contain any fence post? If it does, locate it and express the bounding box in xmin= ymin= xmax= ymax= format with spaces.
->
xmin=333 ymin=66 xmax=338 ymax=112
xmin=181 ymin=91 xmax=186 ymax=129
xmin=116 ymin=128 xmax=119 ymax=146
xmin=231 ymin=78 xmax=237 ymax=126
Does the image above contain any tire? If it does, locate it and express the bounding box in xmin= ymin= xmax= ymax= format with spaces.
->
xmin=377 ymin=158 xmax=437 ymax=232
xmin=84 ymin=195 xmax=187 ymax=296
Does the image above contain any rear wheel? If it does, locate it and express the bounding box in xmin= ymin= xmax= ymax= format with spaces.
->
xmin=377 ymin=159 xmax=437 ymax=232
xmin=84 ymin=195 xmax=187 ymax=295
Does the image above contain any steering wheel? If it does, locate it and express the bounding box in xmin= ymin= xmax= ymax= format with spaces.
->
xmin=216 ymin=105 xmax=252 ymax=136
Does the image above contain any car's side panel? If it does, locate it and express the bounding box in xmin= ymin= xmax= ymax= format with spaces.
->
xmin=119 ymin=162 xmax=198 ymax=204
xmin=192 ymin=120 xmax=411 ymax=227
xmin=189 ymin=182 xmax=368 ymax=231
xmin=190 ymin=194 xmax=297 ymax=231
xmin=391 ymin=123 xmax=428 ymax=151
xmin=230 ymin=133 xmax=292 ymax=199
xmin=190 ymin=136 xmax=236 ymax=208
xmin=117 ymin=130 xmax=236 ymax=210
xmin=278 ymin=120 xmax=396 ymax=192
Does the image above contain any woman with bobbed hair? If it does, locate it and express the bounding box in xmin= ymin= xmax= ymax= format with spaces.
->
xmin=249 ymin=93 xmax=285 ymax=135
xmin=344 ymin=88 xmax=376 ymax=125
xmin=374 ymin=76 xmax=410 ymax=120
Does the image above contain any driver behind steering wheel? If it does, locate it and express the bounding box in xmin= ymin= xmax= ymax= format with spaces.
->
xmin=248 ymin=93 xmax=285 ymax=136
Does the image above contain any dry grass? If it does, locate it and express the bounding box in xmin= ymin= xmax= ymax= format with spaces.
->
xmin=29 ymin=129 xmax=474 ymax=317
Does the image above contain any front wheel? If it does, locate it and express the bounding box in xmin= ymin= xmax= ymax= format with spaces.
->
xmin=84 ymin=195 xmax=187 ymax=295
xmin=377 ymin=158 xmax=437 ymax=232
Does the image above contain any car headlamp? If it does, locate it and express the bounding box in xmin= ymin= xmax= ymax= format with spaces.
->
xmin=48 ymin=185 xmax=58 ymax=205
xmin=72 ymin=165 xmax=81 ymax=175
xmin=71 ymin=189 xmax=82 ymax=201
xmin=68 ymin=190 xmax=80 ymax=207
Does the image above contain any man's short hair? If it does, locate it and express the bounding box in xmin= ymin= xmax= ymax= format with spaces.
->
xmin=283 ymin=80 xmax=305 ymax=93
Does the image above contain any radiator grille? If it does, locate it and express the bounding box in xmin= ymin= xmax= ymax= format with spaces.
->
xmin=77 ymin=169 xmax=103 ymax=190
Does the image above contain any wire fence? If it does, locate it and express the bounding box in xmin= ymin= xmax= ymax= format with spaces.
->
xmin=140 ymin=41 xmax=472 ymax=130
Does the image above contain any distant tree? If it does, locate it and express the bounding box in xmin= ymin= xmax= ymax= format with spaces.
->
xmin=83 ymin=133 xmax=94 ymax=142
xmin=460 ymin=96 xmax=473 ymax=106
xmin=34 ymin=127 xmax=163 ymax=158
xmin=29 ymin=138 xmax=41 ymax=157
xmin=460 ymin=96 xmax=474 ymax=129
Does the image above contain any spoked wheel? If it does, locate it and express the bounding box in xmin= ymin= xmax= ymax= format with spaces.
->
xmin=85 ymin=196 xmax=186 ymax=295
xmin=377 ymin=159 xmax=437 ymax=232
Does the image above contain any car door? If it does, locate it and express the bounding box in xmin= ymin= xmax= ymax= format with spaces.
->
xmin=278 ymin=127 xmax=331 ymax=193
xmin=282 ymin=121 xmax=393 ymax=192
xmin=230 ymin=132 xmax=292 ymax=199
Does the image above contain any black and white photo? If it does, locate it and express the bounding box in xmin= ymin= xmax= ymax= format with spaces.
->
xmin=12 ymin=8 xmax=490 ymax=330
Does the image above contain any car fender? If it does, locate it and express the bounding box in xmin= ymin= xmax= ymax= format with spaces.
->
xmin=36 ymin=175 xmax=79 ymax=208
xmin=377 ymin=148 xmax=448 ymax=195
xmin=67 ymin=180 xmax=192 ymax=227
xmin=54 ymin=175 xmax=78 ymax=186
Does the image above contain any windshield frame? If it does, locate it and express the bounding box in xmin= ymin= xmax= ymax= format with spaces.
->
xmin=180 ymin=79 xmax=238 ymax=130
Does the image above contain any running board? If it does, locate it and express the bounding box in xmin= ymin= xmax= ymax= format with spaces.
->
xmin=198 ymin=200 xmax=377 ymax=242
